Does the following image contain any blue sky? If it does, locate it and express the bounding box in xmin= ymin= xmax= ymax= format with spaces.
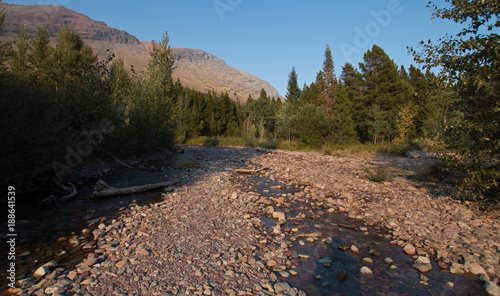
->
xmin=6 ymin=0 xmax=464 ymax=96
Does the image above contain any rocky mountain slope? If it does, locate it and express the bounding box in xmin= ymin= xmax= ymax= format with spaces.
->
xmin=0 ymin=2 xmax=280 ymax=102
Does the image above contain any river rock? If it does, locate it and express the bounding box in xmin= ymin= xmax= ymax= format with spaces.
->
xmin=360 ymin=266 xmax=373 ymax=275
xmin=468 ymin=263 xmax=487 ymax=275
xmin=484 ymin=281 xmax=500 ymax=296
xmin=481 ymin=255 xmax=499 ymax=265
xmin=415 ymin=256 xmax=431 ymax=264
xmin=403 ymin=244 xmax=416 ymax=255
xmin=272 ymin=211 xmax=285 ymax=219
xmin=34 ymin=266 xmax=50 ymax=279
xmin=337 ymin=270 xmax=348 ymax=282
xmin=413 ymin=257 xmax=432 ymax=273
xmin=92 ymin=229 xmax=106 ymax=240
xmin=274 ymin=282 xmax=291 ymax=294
xmin=362 ymin=257 xmax=374 ymax=265
xmin=264 ymin=206 xmax=274 ymax=215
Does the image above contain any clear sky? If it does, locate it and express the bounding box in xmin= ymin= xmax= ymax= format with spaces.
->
xmin=6 ymin=0 xmax=464 ymax=96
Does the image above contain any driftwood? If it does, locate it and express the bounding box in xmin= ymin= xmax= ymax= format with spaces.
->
xmin=91 ymin=179 xmax=180 ymax=199
xmin=234 ymin=167 xmax=269 ymax=174
xmin=59 ymin=183 xmax=78 ymax=202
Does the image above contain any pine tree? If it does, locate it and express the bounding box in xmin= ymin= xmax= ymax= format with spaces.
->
xmin=340 ymin=63 xmax=364 ymax=129
xmin=146 ymin=32 xmax=175 ymax=100
xmin=50 ymin=27 xmax=98 ymax=92
xmin=330 ymin=83 xmax=357 ymax=142
xmin=285 ymin=66 xmax=301 ymax=105
xmin=359 ymin=45 xmax=411 ymax=112
xmin=399 ymin=65 xmax=410 ymax=83
xmin=30 ymin=27 xmax=51 ymax=87
xmin=10 ymin=27 xmax=33 ymax=85
xmin=109 ymin=57 xmax=132 ymax=109
xmin=357 ymin=45 xmax=412 ymax=142
xmin=142 ymin=31 xmax=176 ymax=147
xmin=319 ymin=45 xmax=337 ymax=109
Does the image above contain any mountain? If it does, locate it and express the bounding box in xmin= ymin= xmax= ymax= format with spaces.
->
xmin=0 ymin=3 xmax=280 ymax=103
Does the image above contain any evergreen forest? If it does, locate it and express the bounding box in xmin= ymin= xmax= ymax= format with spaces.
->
xmin=0 ymin=0 xmax=498 ymax=203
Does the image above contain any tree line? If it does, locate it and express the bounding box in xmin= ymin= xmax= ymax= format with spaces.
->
xmin=0 ymin=18 xmax=179 ymax=190
xmin=0 ymin=16 xmax=461 ymax=191
xmin=1 ymin=0 xmax=498 ymax=202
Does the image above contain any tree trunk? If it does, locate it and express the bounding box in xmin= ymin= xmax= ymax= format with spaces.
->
xmin=91 ymin=179 xmax=180 ymax=199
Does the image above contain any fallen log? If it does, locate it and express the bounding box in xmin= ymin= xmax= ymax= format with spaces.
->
xmin=234 ymin=167 xmax=269 ymax=174
xmin=91 ymin=179 xmax=180 ymax=199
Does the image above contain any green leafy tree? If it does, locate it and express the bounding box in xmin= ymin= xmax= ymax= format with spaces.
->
xmin=275 ymin=101 xmax=296 ymax=141
xmin=411 ymin=0 xmax=500 ymax=201
xmin=397 ymin=104 xmax=417 ymax=140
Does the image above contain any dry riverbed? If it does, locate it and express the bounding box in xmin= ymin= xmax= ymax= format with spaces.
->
xmin=5 ymin=146 xmax=500 ymax=296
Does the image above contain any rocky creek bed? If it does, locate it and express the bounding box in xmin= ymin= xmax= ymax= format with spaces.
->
xmin=2 ymin=146 xmax=500 ymax=296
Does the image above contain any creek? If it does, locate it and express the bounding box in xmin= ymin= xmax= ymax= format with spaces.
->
xmin=1 ymin=147 xmax=486 ymax=295
xmin=244 ymin=175 xmax=484 ymax=296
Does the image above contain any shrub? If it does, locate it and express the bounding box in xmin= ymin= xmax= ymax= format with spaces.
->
xmin=203 ymin=138 xmax=219 ymax=147
xmin=365 ymin=166 xmax=394 ymax=183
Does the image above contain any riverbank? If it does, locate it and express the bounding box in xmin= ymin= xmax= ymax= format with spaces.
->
xmin=5 ymin=146 xmax=499 ymax=295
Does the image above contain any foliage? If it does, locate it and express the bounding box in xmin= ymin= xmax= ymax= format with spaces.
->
xmin=397 ymin=104 xmax=417 ymax=140
xmin=293 ymin=104 xmax=330 ymax=147
xmin=411 ymin=0 xmax=500 ymax=202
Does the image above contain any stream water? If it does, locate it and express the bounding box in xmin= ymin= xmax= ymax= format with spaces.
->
xmin=1 ymin=148 xmax=486 ymax=295
xmin=0 ymin=151 xmax=198 ymax=290
xmin=245 ymin=175 xmax=484 ymax=296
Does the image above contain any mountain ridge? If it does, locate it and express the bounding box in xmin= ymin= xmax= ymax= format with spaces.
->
xmin=0 ymin=2 xmax=281 ymax=102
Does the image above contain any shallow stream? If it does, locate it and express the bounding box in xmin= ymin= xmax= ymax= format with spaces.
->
xmin=245 ymin=175 xmax=484 ymax=296
xmin=0 ymin=148 xmax=486 ymax=295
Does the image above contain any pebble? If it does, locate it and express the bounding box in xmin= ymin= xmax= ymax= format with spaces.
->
xmin=360 ymin=266 xmax=373 ymax=275
xmin=34 ymin=266 xmax=50 ymax=279
xmin=403 ymin=244 xmax=416 ymax=256
xmin=336 ymin=270 xmax=348 ymax=282
xmin=14 ymin=146 xmax=500 ymax=296
xmin=413 ymin=262 xmax=432 ymax=273
xmin=362 ymin=257 xmax=374 ymax=265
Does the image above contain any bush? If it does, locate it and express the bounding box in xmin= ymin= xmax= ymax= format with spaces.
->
xmin=203 ymin=138 xmax=219 ymax=147
xmin=365 ymin=166 xmax=394 ymax=182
